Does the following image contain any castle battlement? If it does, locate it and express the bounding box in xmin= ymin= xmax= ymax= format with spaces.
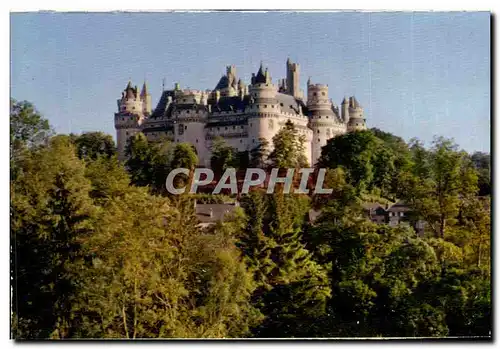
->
xmin=114 ymin=59 xmax=367 ymax=164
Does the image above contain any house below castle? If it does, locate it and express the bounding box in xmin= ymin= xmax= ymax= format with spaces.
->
xmin=114 ymin=59 xmax=367 ymax=166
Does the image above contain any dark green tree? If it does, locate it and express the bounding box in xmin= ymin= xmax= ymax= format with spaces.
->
xmin=72 ymin=132 xmax=116 ymax=161
xmin=249 ymin=138 xmax=270 ymax=168
xmin=269 ymin=120 xmax=308 ymax=168
xmin=11 ymin=136 xmax=95 ymax=339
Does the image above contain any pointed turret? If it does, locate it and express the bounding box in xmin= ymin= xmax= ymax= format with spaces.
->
xmin=124 ymin=81 xmax=135 ymax=99
xmin=140 ymin=81 xmax=148 ymax=97
xmin=254 ymin=63 xmax=267 ymax=84
xmin=349 ymin=96 xmax=361 ymax=109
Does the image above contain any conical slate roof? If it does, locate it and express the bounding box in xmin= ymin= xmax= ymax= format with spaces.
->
xmin=125 ymin=81 xmax=136 ymax=99
xmin=214 ymin=75 xmax=230 ymax=90
xmin=349 ymin=96 xmax=361 ymax=108
xmin=254 ymin=63 xmax=267 ymax=84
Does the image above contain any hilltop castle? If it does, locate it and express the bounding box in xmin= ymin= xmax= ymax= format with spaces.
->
xmin=114 ymin=59 xmax=367 ymax=166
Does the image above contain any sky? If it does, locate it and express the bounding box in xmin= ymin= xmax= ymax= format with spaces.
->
xmin=10 ymin=11 xmax=490 ymax=152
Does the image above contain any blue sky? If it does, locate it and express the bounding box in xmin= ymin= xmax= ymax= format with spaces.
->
xmin=11 ymin=11 xmax=490 ymax=152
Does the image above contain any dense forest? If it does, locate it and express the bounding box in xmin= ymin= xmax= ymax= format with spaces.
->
xmin=10 ymin=99 xmax=491 ymax=339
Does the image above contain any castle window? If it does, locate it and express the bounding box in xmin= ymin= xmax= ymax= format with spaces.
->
xmin=185 ymin=126 xmax=187 ymax=130
xmin=240 ymin=139 xmax=242 ymax=143
xmin=322 ymin=92 xmax=326 ymax=96
xmin=318 ymin=139 xmax=321 ymax=142
xmin=217 ymin=127 xmax=220 ymax=131
xmin=126 ymin=132 xmax=129 ymax=136
xmin=186 ymin=110 xmax=190 ymax=113
xmin=250 ymin=123 xmax=253 ymax=127
xmin=280 ymin=103 xmax=284 ymax=107
xmin=271 ymin=105 xmax=274 ymax=108
xmin=225 ymin=127 xmax=228 ymax=130
xmin=241 ymin=126 xmax=244 ymax=129
xmin=313 ymin=92 xmax=317 ymax=96
xmin=196 ymin=139 xmax=198 ymax=143
xmin=252 ymin=139 xmax=255 ymax=143
xmin=233 ymin=126 xmax=235 ymax=130
xmin=264 ymin=105 xmax=267 ymax=108
xmin=317 ymin=130 xmax=320 ymax=133
xmin=326 ymin=116 xmax=329 ymax=119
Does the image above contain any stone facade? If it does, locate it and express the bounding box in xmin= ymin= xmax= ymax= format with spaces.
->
xmin=114 ymin=59 xmax=367 ymax=165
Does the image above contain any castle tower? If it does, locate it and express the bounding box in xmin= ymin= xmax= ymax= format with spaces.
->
xmin=172 ymin=88 xmax=209 ymax=166
xmin=247 ymin=63 xmax=279 ymax=153
xmin=341 ymin=97 xmax=349 ymax=123
xmin=346 ymin=96 xmax=367 ymax=132
xmin=140 ymin=81 xmax=152 ymax=115
xmin=286 ymin=58 xmax=302 ymax=99
xmin=307 ymin=81 xmax=347 ymax=164
xmin=114 ymin=81 xmax=146 ymax=160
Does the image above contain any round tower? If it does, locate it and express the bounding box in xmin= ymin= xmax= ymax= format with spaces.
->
xmin=246 ymin=64 xmax=279 ymax=154
xmin=346 ymin=96 xmax=367 ymax=132
xmin=307 ymin=82 xmax=347 ymax=164
xmin=114 ymin=81 xmax=145 ymax=160
xmin=172 ymin=88 xmax=209 ymax=166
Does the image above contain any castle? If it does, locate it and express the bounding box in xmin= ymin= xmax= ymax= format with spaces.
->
xmin=114 ymin=59 xmax=367 ymax=166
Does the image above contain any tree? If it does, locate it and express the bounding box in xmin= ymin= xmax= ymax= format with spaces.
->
xmin=72 ymin=132 xmax=116 ymax=161
xmin=11 ymin=136 xmax=95 ymax=339
xmin=171 ymin=143 xmax=198 ymax=170
xmin=397 ymin=137 xmax=478 ymax=238
xmin=249 ymin=138 xmax=269 ymax=168
xmin=70 ymin=192 xmax=261 ymax=338
xmin=317 ymin=130 xmax=380 ymax=193
xmin=10 ymin=99 xmax=53 ymax=178
xmin=239 ymin=192 xmax=330 ymax=337
xmin=125 ymin=133 xmax=171 ymax=193
xmin=470 ymin=151 xmax=491 ymax=196
xmin=84 ymin=155 xmax=131 ymax=205
xmin=210 ymin=137 xmax=236 ymax=178
xmin=269 ymin=120 xmax=308 ymax=168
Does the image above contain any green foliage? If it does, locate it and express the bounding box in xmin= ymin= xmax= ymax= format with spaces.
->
xmin=72 ymin=132 xmax=116 ymax=161
xmin=397 ymin=137 xmax=479 ymax=238
xmin=239 ymin=192 xmax=330 ymax=337
xmin=470 ymin=151 xmax=491 ymax=196
xmin=269 ymin=120 xmax=308 ymax=168
xmin=210 ymin=137 xmax=235 ymax=176
xmin=11 ymin=136 xmax=95 ymax=338
xmin=250 ymin=138 xmax=270 ymax=168
xmin=84 ymin=155 xmax=131 ymax=205
xmin=71 ymin=192 xmax=260 ymax=338
xmin=125 ymin=133 xmax=172 ymax=193
xmin=171 ymin=143 xmax=198 ymax=170
xmin=10 ymin=98 xmax=53 ymax=178
xmin=318 ymin=130 xmax=382 ymax=193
